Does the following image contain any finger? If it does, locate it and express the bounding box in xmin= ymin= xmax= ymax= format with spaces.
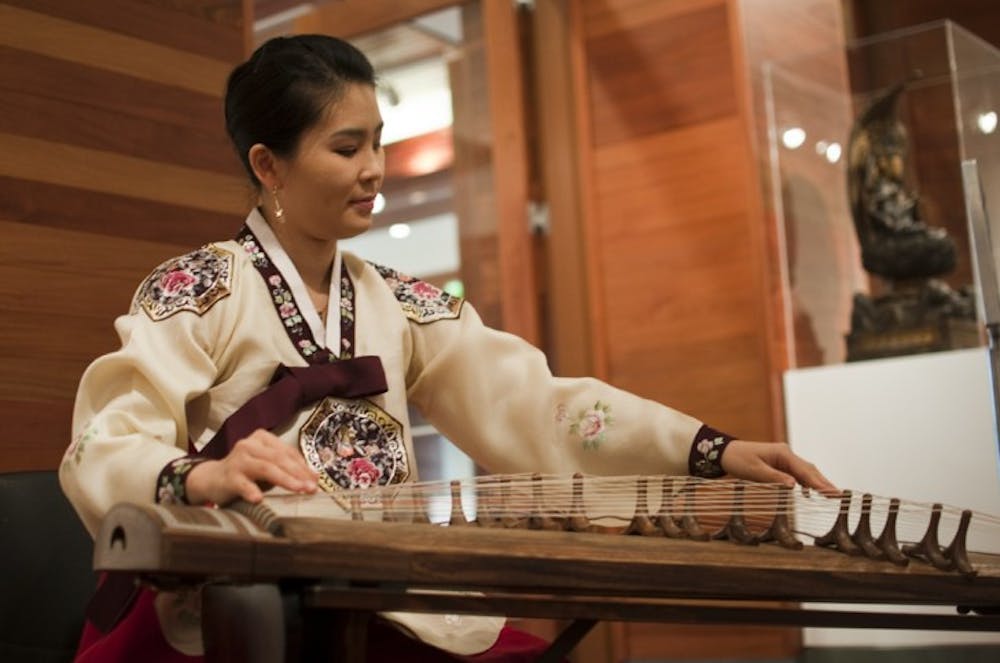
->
xmin=753 ymin=443 xmax=832 ymax=491
xmin=276 ymin=448 xmax=319 ymax=484
xmin=750 ymin=461 xmax=797 ymax=488
xmin=233 ymin=475 xmax=264 ymax=504
xmin=269 ymin=453 xmax=319 ymax=491
xmin=783 ymin=455 xmax=838 ymax=494
xmin=251 ymin=430 xmax=318 ymax=476
xmin=723 ymin=447 xmax=796 ymax=487
xmin=247 ymin=445 xmax=317 ymax=488
xmin=802 ymin=468 xmax=838 ymax=495
xmin=238 ymin=456 xmax=317 ymax=495
xmin=234 ymin=433 xmax=318 ymax=489
xmin=801 ymin=467 xmax=837 ymax=494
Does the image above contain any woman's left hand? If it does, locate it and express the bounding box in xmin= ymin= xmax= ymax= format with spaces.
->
xmin=721 ymin=440 xmax=837 ymax=493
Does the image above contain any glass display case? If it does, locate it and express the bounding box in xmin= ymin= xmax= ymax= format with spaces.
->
xmin=764 ymin=20 xmax=1000 ymax=368
xmin=774 ymin=24 xmax=1000 ymax=649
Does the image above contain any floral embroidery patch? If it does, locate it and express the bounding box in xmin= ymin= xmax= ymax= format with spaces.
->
xmin=340 ymin=270 xmax=356 ymax=358
xmin=689 ymin=425 xmax=735 ymax=478
xmin=236 ymin=225 xmax=356 ymax=364
xmin=132 ymin=245 xmax=233 ymax=321
xmin=566 ymin=401 xmax=614 ymax=450
xmin=155 ymin=456 xmax=209 ymax=505
xmin=63 ymin=424 xmax=96 ymax=467
xmin=300 ymin=397 xmax=408 ymax=493
xmin=371 ymin=263 xmax=463 ymax=324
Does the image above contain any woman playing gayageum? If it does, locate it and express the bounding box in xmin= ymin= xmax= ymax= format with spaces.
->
xmin=61 ymin=34 xmax=835 ymax=663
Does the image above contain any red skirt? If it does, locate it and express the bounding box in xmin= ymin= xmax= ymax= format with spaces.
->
xmin=74 ymin=588 xmax=554 ymax=663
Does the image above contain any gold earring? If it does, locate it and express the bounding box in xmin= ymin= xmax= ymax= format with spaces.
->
xmin=272 ymin=185 xmax=285 ymax=224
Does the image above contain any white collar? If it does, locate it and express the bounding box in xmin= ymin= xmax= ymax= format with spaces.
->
xmin=245 ymin=209 xmax=342 ymax=353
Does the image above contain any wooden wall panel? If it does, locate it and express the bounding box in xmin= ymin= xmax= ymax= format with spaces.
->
xmin=4 ymin=0 xmax=245 ymax=61
xmin=594 ymin=118 xmax=770 ymax=428
xmin=576 ymin=0 xmax=770 ymax=438
xmin=0 ymin=222 xmax=191 ymax=399
xmin=579 ymin=0 xmax=722 ymax=36
xmin=1 ymin=133 xmax=246 ymax=213
xmin=585 ymin=3 xmax=737 ymax=145
xmin=567 ymin=0 xmax=850 ymax=659
xmin=293 ymin=0 xmax=457 ymax=39
xmin=846 ymin=0 xmax=1000 ymax=49
xmin=0 ymin=4 xmax=233 ymax=96
xmin=0 ymin=1 xmax=248 ymax=472
xmin=0 ymin=177 xmax=238 ymax=246
xmin=1 ymin=88 xmax=237 ymax=174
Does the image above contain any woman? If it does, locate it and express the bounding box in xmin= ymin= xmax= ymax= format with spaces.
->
xmin=60 ymin=34 xmax=834 ymax=662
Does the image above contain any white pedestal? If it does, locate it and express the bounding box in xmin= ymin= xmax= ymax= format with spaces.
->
xmin=784 ymin=348 xmax=1000 ymax=647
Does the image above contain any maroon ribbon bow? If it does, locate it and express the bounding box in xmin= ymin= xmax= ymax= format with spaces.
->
xmin=198 ymin=355 xmax=389 ymax=459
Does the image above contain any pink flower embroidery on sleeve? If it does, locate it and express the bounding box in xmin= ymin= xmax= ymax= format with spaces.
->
xmin=568 ymin=401 xmax=614 ymax=450
xmin=63 ymin=425 xmax=96 ymax=466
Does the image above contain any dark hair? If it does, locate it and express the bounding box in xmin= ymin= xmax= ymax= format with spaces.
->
xmin=224 ymin=34 xmax=376 ymax=187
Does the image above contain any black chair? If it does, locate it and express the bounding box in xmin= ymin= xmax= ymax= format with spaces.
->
xmin=0 ymin=470 xmax=97 ymax=663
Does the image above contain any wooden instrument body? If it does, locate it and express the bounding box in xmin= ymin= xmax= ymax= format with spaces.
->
xmin=94 ymin=500 xmax=1000 ymax=631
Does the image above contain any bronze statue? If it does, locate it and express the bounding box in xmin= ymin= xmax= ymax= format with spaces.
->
xmin=848 ymin=83 xmax=956 ymax=279
xmin=845 ymin=82 xmax=976 ymax=360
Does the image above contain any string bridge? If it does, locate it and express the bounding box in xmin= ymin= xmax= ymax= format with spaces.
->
xmin=363 ymin=474 xmax=985 ymax=578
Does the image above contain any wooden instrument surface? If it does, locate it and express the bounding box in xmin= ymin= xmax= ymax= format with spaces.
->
xmin=92 ymin=475 xmax=1000 ymax=633
xmin=95 ymin=499 xmax=1000 ymax=609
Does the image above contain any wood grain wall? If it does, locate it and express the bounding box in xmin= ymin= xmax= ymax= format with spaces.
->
xmin=573 ymin=0 xmax=773 ymax=443
xmin=0 ymin=0 xmax=249 ymax=472
xmin=565 ymin=0 xmax=845 ymax=659
xmin=846 ymin=0 xmax=1000 ymax=49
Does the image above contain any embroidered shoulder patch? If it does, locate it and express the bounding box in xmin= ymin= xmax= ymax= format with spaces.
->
xmin=132 ymin=245 xmax=234 ymax=321
xmin=370 ymin=262 xmax=463 ymax=324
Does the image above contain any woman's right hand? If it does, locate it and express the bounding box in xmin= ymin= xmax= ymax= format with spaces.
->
xmin=185 ymin=429 xmax=319 ymax=505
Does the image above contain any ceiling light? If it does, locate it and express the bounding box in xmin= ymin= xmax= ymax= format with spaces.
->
xmin=824 ymin=142 xmax=842 ymax=164
xmin=978 ymin=111 xmax=998 ymax=135
xmin=373 ymin=193 xmax=386 ymax=214
xmin=781 ymin=127 xmax=806 ymax=150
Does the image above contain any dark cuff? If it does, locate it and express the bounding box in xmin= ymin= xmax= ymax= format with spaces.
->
xmin=155 ymin=456 xmax=209 ymax=505
xmin=688 ymin=424 xmax=736 ymax=478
